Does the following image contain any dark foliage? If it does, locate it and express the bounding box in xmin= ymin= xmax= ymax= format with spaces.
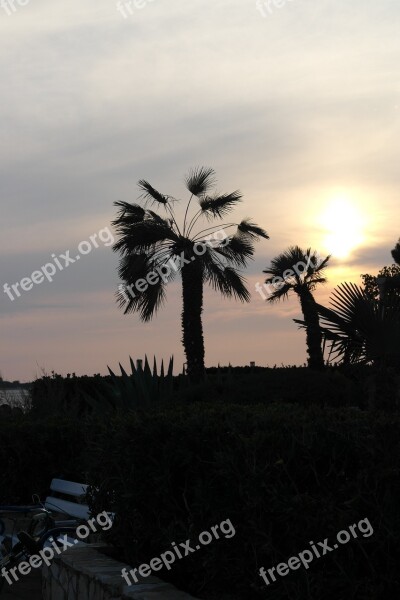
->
xmin=86 ymin=403 xmax=400 ymax=600
xmin=0 ymin=417 xmax=87 ymax=504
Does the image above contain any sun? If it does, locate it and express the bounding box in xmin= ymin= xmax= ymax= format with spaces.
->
xmin=319 ymin=196 xmax=365 ymax=259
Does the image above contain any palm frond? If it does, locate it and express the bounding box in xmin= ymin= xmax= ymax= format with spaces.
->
xmin=263 ymin=246 xmax=329 ymax=289
xmin=116 ymin=254 xmax=168 ymax=321
xmin=138 ymin=179 xmax=169 ymax=205
xmin=214 ymin=234 xmax=254 ymax=266
xmin=329 ymin=282 xmax=371 ymax=324
xmin=266 ymin=282 xmax=292 ymax=303
xmin=224 ymin=267 xmax=250 ymax=301
xmin=238 ymin=218 xmax=269 ymax=240
xmin=112 ymin=221 xmax=178 ymax=255
xmin=269 ymin=247 xmax=305 ymax=272
xmin=146 ymin=210 xmax=172 ymax=227
xmin=199 ymin=191 xmax=242 ymax=219
xmin=203 ymin=256 xmax=250 ymax=302
xmin=117 ymin=254 xmax=152 ymax=289
xmin=185 ymin=167 xmax=216 ymax=196
xmin=311 ymin=283 xmax=382 ymax=364
xmin=314 ymin=254 xmax=331 ymax=272
xmin=138 ymin=277 xmax=167 ymax=321
xmin=112 ymin=202 xmax=146 ymax=226
xmin=309 ymin=277 xmax=327 ymax=289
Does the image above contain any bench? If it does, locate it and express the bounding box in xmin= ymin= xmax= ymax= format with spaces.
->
xmin=0 ymin=478 xmax=91 ymax=550
xmin=43 ymin=478 xmax=90 ymax=522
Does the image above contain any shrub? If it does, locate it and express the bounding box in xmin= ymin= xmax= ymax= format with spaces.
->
xmin=202 ymin=366 xmax=365 ymax=408
xmin=86 ymin=403 xmax=400 ymax=599
xmin=30 ymin=373 xmax=106 ymax=418
xmin=0 ymin=416 xmax=88 ymax=503
xmin=29 ymin=365 xmax=374 ymax=419
xmin=30 ymin=360 xmax=187 ymax=417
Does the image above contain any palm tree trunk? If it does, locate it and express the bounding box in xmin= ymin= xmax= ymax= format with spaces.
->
xmin=298 ymin=289 xmax=325 ymax=370
xmin=181 ymin=260 xmax=205 ymax=381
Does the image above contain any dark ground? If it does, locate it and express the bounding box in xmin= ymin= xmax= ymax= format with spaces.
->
xmin=2 ymin=571 xmax=41 ymax=600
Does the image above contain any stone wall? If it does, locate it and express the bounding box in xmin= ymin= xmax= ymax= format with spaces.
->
xmin=42 ymin=544 xmax=200 ymax=600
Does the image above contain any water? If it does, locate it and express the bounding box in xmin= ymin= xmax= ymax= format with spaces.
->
xmin=0 ymin=389 xmax=31 ymax=407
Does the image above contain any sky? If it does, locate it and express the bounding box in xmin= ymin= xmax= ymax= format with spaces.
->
xmin=1 ymin=0 xmax=399 ymax=382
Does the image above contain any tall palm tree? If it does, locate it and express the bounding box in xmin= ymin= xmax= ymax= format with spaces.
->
xmin=262 ymin=246 xmax=330 ymax=371
xmin=112 ymin=167 xmax=268 ymax=381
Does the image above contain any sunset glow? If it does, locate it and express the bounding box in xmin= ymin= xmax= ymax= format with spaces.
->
xmin=319 ymin=197 xmax=366 ymax=260
xmin=1 ymin=0 xmax=398 ymax=380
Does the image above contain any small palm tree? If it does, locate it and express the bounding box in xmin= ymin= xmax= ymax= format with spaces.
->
xmin=112 ymin=167 xmax=268 ymax=381
xmin=306 ymin=282 xmax=400 ymax=408
xmin=316 ymin=282 xmax=400 ymax=368
xmin=263 ymin=246 xmax=330 ymax=370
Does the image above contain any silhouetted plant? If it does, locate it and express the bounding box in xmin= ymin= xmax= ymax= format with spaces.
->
xmin=361 ymin=239 xmax=400 ymax=303
xmin=82 ymin=355 xmax=181 ymax=412
xmin=391 ymin=238 xmax=400 ymax=265
xmin=263 ymin=246 xmax=330 ymax=370
xmin=307 ymin=282 xmax=400 ymax=369
xmin=112 ymin=167 xmax=268 ymax=381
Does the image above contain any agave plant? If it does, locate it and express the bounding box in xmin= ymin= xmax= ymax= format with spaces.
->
xmin=82 ymin=356 xmax=180 ymax=413
xmin=112 ymin=167 xmax=268 ymax=381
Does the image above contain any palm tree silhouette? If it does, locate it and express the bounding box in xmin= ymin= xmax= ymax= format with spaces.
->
xmin=112 ymin=167 xmax=268 ymax=381
xmin=313 ymin=281 xmax=400 ymax=408
xmin=312 ymin=282 xmax=400 ymax=368
xmin=263 ymin=246 xmax=330 ymax=370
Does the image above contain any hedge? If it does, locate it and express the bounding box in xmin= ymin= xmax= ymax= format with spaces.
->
xmin=0 ymin=416 xmax=88 ymax=504
xmin=86 ymin=403 xmax=400 ymax=600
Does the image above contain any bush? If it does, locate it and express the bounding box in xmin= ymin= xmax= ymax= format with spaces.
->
xmin=202 ymin=365 xmax=367 ymax=408
xmin=30 ymin=374 xmax=106 ymax=418
xmin=29 ymin=365 xmax=382 ymax=417
xmin=30 ymin=365 xmax=187 ymax=417
xmin=0 ymin=416 xmax=88 ymax=503
xmin=86 ymin=403 xmax=400 ymax=599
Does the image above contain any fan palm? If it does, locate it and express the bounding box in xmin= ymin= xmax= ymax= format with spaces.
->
xmin=311 ymin=282 xmax=400 ymax=408
xmin=263 ymin=246 xmax=330 ymax=370
xmin=309 ymin=282 xmax=400 ymax=368
xmin=112 ymin=167 xmax=268 ymax=381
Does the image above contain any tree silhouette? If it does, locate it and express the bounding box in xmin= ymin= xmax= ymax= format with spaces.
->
xmin=361 ymin=239 xmax=400 ymax=303
xmin=112 ymin=167 xmax=268 ymax=380
xmin=263 ymin=246 xmax=330 ymax=370
xmin=391 ymin=238 xmax=400 ymax=265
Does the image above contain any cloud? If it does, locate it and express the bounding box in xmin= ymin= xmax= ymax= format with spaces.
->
xmin=1 ymin=0 xmax=398 ymax=379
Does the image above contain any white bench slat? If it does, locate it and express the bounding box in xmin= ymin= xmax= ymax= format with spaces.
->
xmin=44 ymin=497 xmax=90 ymax=520
xmin=49 ymin=479 xmax=88 ymax=497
